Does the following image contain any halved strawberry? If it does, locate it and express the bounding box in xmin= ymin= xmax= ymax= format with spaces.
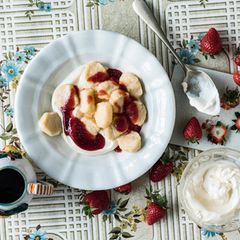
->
xmin=183 ymin=117 xmax=202 ymax=144
xmin=220 ymin=87 xmax=240 ymax=110
xmin=233 ymin=47 xmax=240 ymax=66
xmin=233 ymin=72 xmax=240 ymax=86
xmin=114 ymin=183 xmax=132 ymax=194
xmin=207 ymin=121 xmax=228 ymax=145
xmin=231 ymin=112 xmax=240 ymax=133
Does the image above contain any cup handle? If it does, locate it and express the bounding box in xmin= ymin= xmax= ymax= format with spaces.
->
xmin=27 ymin=181 xmax=54 ymax=195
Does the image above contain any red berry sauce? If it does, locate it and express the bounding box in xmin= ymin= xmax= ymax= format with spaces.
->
xmin=88 ymin=72 xmax=109 ymax=83
xmin=114 ymin=146 xmax=122 ymax=152
xmin=61 ymin=86 xmax=105 ymax=151
xmin=126 ymin=101 xmax=138 ymax=125
xmin=113 ymin=115 xmax=129 ymax=132
xmin=107 ymin=68 xmax=122 ymax=83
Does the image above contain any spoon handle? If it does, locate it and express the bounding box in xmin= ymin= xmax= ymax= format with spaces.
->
xmin=132 ymin=0 xmax=187 ymax=73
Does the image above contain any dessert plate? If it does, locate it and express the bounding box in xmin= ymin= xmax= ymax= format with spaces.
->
xmin=15 ymin=30 xmax=175 ymax=190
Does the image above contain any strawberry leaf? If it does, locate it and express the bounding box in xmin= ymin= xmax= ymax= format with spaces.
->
xmin=110 ymin=227 xmax=121 ymax=234
xmin=122 ymin=232 xmax=134 ymax=238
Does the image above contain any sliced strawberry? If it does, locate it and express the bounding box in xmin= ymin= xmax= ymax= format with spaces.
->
xmin=149 ymin=160 xmax=174 ymax=182
xmin=233 ymin=72 xmax=240 ymax=86
xmin=83 ymin=190 xmax=110 ymax=216
xmin=233 ymin=47 xmax=240 ymax=67
xmin=114 ymin=183 xmax=132 ymax=194
xmin=231 ymin=112 xmax=240 ymax=133
xmin=207 ymin=121 xmax=228 ymax=145
xmin=220 ymin=87 xmax=240 ymax=110
xmin=183 ymin=117 xmax=202 ymax=144
xmin=200 ymin=28 xmax=222 ymax=58
xmin=146 ymin=202 xmax=166 ymax=225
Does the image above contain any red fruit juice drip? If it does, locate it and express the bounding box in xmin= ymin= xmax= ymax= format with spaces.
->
xmin=61 ymin=86 xmax=105 ymax=151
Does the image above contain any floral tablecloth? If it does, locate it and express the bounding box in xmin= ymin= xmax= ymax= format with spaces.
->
xmin=0 ymin=0 xmax=240 ymax=240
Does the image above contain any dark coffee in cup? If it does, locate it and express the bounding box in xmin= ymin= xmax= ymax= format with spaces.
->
xmin=0 ymin=168 xmax=25 ymax=204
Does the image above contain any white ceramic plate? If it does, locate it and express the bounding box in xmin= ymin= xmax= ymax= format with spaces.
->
xmin=15 ymin=30 xmax=175 ymax=190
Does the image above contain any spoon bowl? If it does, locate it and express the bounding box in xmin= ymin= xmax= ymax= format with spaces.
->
xmin=132 ymin=0 xmax=220 ymax=116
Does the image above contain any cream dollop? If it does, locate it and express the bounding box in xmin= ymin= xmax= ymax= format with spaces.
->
xmin=182 ymin=71 xmax=220 ymax=116
xmin=183 ymin=160 xmax=240 ymax=225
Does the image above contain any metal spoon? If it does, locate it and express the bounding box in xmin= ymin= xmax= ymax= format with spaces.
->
xmin=132 ymin=0 xmax=220 ymax=116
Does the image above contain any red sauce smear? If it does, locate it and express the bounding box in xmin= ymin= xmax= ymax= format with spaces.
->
xmin=113 ymin=115 xmax=129 ymax=132
xmin=88 ymin=72 xmax=109 ymax=83
xmin=114 ymin=146 xmax=122 ymax=152
xmin=107 ymin=68 xmax=122 ymax=83
xmin=61 ymin=85 xmax=105 ymax=151
xmin=126 ymin=101 xmax=138 ymax=124
xmin=97 ymin=89 xmax=107 ymax=97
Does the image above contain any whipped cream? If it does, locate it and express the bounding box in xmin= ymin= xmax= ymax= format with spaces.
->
xmin=182 ymin=71 xmax=220 ymax=116
xmin=183 ymin=160 xmax=240 ymax=225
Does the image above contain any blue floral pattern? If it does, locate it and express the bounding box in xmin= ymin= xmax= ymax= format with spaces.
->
xmin=24 ymin=225 xmax=52 ymax=240
xmin=1 ymin=61 xmax=19 ymax=80
xmin=25 ymin=0 xmax=52 ymax=19
xmin=176 ymin=35 xmax=204 ymax=65
xmin=201 ymin=228 xmax=219 ymax=238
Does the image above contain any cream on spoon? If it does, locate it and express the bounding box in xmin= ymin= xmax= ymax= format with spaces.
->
xmin=132 ymin=0 xmax=220 ymax=116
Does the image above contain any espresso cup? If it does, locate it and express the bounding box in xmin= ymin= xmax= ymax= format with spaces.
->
xmin=0 ymin=156 xmax=53 ymax=216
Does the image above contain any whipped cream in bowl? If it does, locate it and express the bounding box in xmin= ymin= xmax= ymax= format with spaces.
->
xmin=180 ymin=148 xmax=240 ymax=232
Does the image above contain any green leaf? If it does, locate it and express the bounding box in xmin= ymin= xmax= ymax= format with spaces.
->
xmin=0 ymin=135 xmax=11 ymax=140
xmin=11 ymin=128 xmax=17 ymax=134
xmin=6 ymin=122 xmax=13 ymax=132
xmin=119 ymin=199 xmax=129 ymax=209
xmin=122 ymin=232 xmax=134 ymax=238
xmin=109 ymin=227 xmax=121 ymax=234
xmin=118 ymin=208 xmax=127 ymax=211
xmin=86 ymin=2 xmax=94 ymax=7
xmin=235 ymin=112 xmax=240 ymax=118
xmin=110 ymin=234 xmax=119 ymax=240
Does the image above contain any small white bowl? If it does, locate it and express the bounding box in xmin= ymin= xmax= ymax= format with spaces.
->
xmin=180 ymin=147 xmax=240 ymax=232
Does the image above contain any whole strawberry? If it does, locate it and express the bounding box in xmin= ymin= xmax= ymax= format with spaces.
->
xmin=83 ymin=190 xmax=110 ymax=216
xmin=200 ymin=28 xmax=222 ymax=57
xmin=231 ymin=112 xmax=240 ymax=133
xmin=146 ymin=202 xmax=166 ymax=225
xmin=145 ymin=187 xmax=167 ymax=225
xmin=183 ymin=117 xmax=202 ymax=144
xmin=233 ymin=47 xmax=240 ymax=66
xmin=114 ymin=183 xmax=132 ymax=194
xmin=149 ymin=160 xmax=173 ymax=182
xmin=233 ymin=72 xmax=240 ymax=86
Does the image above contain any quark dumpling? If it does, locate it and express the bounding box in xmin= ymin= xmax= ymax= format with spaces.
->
xmin=94 ymin=102 xmax=113 ymax=128
xmin=109 ymin=89 xmax=129 ymax=113
xmin=40 ymin=61 xmax=147 ymax=155
xmin=119 ymin=73 xmax=143 ymax=98
xmin=127 ymin=100 xmax=147 ymax=126
xmin=117 ymin=131 xmax=141 ymax=152
xmin=78 ymin=62 xmax=107 ymax=89
xmin=39 ymin=112 xmax=62 ymax=136
xmin=52 ymin=84 xmax=79 ymax=110
xmin=96 ymin=80 xmax=119 ymax=100
xmin=79 ymin=88 xmax=95 ymax=116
